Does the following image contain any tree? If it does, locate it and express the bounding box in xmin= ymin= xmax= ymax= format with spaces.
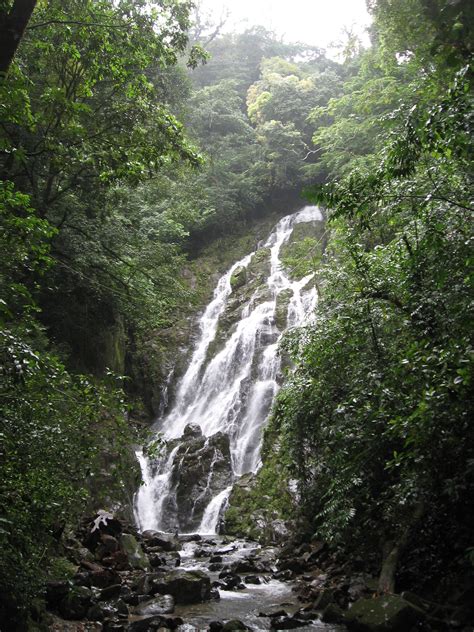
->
xmin=0 ymin=0 xmax=37 ymax=74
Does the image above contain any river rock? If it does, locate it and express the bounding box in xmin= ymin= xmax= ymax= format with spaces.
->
xmin=99 ymin=584 xmax=122 ymax=600
xmin=344 ymin=594 xmax=425 ymax=631
xmin=142 ymin=530 xmax=181 ymax=552
xmin=321 ymin=603 xmax=345 ymax=624
xmin=89 ymin=566 xmax=122 ymax=588
xmin=120 ymin=533 xmax=149 ymax=570
xmin=222 ymin=620 xmax=250 ymax=631
xmin=128 ymin=615 xmax=176 ymax=632
xmin=270 ymin=615 xmax=304 ymax=630
xmin=135 ymin=594 xmax=175 ymax=615
xmin=150 ymin=569 xmax=211 ymax=604
xmin=87 ymin=598 xmax=128 ymax=621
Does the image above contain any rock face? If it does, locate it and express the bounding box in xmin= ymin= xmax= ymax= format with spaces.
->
xmin=150 ymin=569 xmax=211 ymax=604
xmin=159 ymin=426 xmax=233 ymax=533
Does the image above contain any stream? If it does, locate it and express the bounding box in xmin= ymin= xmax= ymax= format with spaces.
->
xmin=173 ymin=535 xmax=345 ymax=631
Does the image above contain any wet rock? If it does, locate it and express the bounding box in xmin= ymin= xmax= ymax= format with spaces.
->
xmin=90 ymin=567 xmax=122 ymax=589
xmin=195 ymin=547 xmax=213 ymax=558
xmin=58 ymin=585 xmax=92 ymax=620
xmin=218 ymin=571 xmax=243 ymax=590
xmin=164 ymin=551 xmax=181 ymax=567
xmin=182 ymin=423 xmax=203 ymax=439
xmin=100 ymin=584 xmax=122 ymax=601
xmin=135 ymin=594 xmax=175 ymax=616
xmin=210 ymin=555 xmax=223 ymax=563
xmin=210 ymin=587 xmax=221 ymax=600
xmin=128 ymin=615 xmax=167 ymax=632
xmin=178 ymin=533 xmax=202 ymax=543
xmin=222 ymin=620 xmax=250 ymax=631
xmin=230 ymin=266 xmax=247 ymax=290
xmin=98 ymin=533 xmax=120 ymax=554
xmin=232 ymin=559 xmax=270 ymax=574
xmin=87 ymin=598 xmax=128 ymax=621
xmin=321 ymin=603 xmax=345 ymax=624
xmin=271 ymin=519 xmax=290 ymax=542
xmin=209 ymin=621 xmax=224 ymax=631
xmin=313 ymin=588 xmax=335 ymax=610
xmin=102 ymin=550 xmax=130 ymax=570
xmin=344 ymin=594 xmax=425 ymax=631
xmin=172 ymin=431 xmax=233 ymax=533
xmin=274 ymin=288 xmax=294 ymax=330
xmin=142 ymin=529 xmax=176 ymax=549
xmin=273 ymin=569 xmax=293 ymax=581
xmin=209 ymin=563 xmax=223 ymax=572
xmin=150 ymin=569 xmax=211 ymax=604
xmin=270 ymin=615 xmax=303 ymax=630
xmin=72 ymin=571 xmax=91 ymax=587
xmin=244 ymin=575 xmax=261 ymax=585
xmin=150 ymin=553 xmax=166 ymax=568
xmin=120 ymin=533 xmax=149 ymax=570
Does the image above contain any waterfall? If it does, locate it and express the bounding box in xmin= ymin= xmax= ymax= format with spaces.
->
xmin=135 ymin=206 xmax=323 ymax=534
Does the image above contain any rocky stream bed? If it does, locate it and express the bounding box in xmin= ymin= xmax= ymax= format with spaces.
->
xmin=41 ymin=511 xmax=459 ymax=632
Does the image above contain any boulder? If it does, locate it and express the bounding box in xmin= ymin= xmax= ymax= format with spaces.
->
xmin=345 ymin=594 xmax=425 ymax=631
xmin=271 ymin=615 xmax=304 ymax=630
xmin=321 ymin=603 xmax=345 ymax=624
xmin=120 ymin=533 xmax=149 ymax=570
xmin=89 ymin=567 xmax=122 ymax=588
xmin=58 ymin=585 xmax=92 ymax=620
xmin=178 ymin=533 xmax=202 ymax=543
xmin=222 ymin=620 xmax=250 ymax=631
xmin=142 ymin=530 xmax=181 ymax=552
xmin=182 ymin=423 xmax=203 ymax=439
xmin=87 ymin=598 xmax=128 ymax=621
xmin=99 ymin=584 xmax=122 ymax=601
xmin=150 ymin=569 xmax=211 ymax=604
xmin=172 ymin=431 xmax=233 ymax=533
xmin=135 ymin=594 xmax=175 ymax=616
xmin=128 ymin=615 xmax=168 ymax=632
xmin=230 ymin=266 xmax=247 ymax=290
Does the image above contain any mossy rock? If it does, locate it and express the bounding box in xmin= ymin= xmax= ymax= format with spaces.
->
xmin=274 ymin=288 xmax=294 ymax=330
xmin=344 ymin=594 xmax=425 ymax=631
xmin=120 ymin=533 xmax=149 ymax=570
xmin=230 ymin=266 xmax=248 ymax=290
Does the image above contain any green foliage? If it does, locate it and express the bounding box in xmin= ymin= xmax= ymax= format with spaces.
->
xmin=270 ymin=3 xmax=474 ymax=590
xmin=0 ymin=330 xmax=131 ymax=620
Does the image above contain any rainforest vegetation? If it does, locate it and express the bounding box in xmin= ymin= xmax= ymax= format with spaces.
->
xmin=0 ymin=0 xmax=473 ymax=629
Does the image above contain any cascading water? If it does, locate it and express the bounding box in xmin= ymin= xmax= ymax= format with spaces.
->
xmin=134 ymin=206 xmax=323 ymax=534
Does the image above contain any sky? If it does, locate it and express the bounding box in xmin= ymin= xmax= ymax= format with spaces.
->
xmin=197 ymin=0 xmax=372 ymax=53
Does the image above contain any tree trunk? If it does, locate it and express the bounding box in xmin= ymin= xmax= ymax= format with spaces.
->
xmin=378 ymin=501 xmax=425 ymax=594
xmin=0 ymin=0 xmax=37 ymax=75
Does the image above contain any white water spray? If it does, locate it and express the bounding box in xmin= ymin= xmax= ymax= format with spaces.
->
xmin=135 ymin=206 xmax=323 ymax=533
